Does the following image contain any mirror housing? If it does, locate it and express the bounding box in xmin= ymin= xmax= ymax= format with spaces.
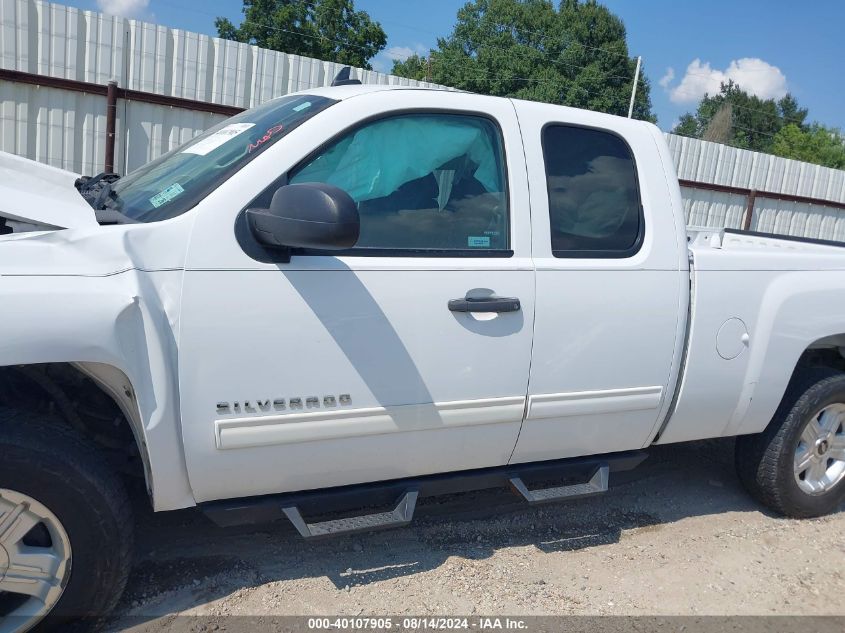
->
xmin=246 ymin=182 xmax=359 ymax=251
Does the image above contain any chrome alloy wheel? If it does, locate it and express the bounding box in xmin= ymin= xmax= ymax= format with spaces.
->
xmin=0 ymin=489 xmax=71 ymax=633
xmin=794 ymin=403 xmax=845 ymax=495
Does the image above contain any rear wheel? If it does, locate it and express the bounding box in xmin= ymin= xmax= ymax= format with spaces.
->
xmin=0 ymin=409 xmax=133 ymax=632
xmin=736 ymin=368 xmax=845 ymax=517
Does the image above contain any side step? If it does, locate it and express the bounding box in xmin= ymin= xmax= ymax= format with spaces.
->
xmin=509 ymin=464 xmax=609 ymax=504
xmin=282 ymin=491 xmax=418 ymax=538
xmin=201 ymin=451 xmax=646 ymax=536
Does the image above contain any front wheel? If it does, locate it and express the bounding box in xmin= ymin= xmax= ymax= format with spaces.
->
xmin=736 ymin=368 xmax=845 ymax=518
xmin=0 ymin=409 xmax=133 ymax=632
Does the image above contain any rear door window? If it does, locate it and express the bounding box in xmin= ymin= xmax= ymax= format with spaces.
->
xmin=542 ymin=124 xmax=643 ymax=257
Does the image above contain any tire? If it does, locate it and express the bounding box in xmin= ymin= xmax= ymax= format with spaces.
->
xmin=0 ymin=407 xmax=133 ymax=632
xmin=736 ymin=367 xmax=845 ymax=518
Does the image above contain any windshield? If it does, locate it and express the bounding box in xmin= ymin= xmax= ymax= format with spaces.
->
xmin=108 ymin=94 xmax=335 ymax=223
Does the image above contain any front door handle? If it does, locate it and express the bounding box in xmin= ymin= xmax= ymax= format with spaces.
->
xmin=448 ymin=296 xmax=521 ymax=313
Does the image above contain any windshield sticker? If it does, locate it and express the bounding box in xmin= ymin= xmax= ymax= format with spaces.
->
xmin=248 ymin=124 xmax=285 ymax=153
xmin=149 ymin=183 xmax=185 ymax=208
xmin=292 ymin=101 xmax=312 ymax=112
xmin=468 ymin=236 xmax=491 ymax=248
xmin=182 ymin=123 xmax=255 ymax=156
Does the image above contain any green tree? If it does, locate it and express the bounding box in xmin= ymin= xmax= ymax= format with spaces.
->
xmin=216 ymin=0 xmax=387 ymax=70
xmin=771 ymin=123 xmax=845 ymax=169
xmin=671 ymin=81 xmax=808 ymax=153
xmin=392 ymin=54 xmax=429 ymax=81
xmin=392 ymin=0 xmax=654 ymax=120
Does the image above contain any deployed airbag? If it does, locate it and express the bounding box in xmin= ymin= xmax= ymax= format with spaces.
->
xmin=291 ymin=116 xmax=500 ymax=202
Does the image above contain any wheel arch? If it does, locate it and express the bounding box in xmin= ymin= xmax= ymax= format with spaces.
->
xmin=74 ymin=361 xmax=153 ymax=486
xmin=732 ymin=329 xmax=845 ymax=438
xmin=0 ymin=360 xmax=193 ymax=511
xmin=0 ymin=272 xmax=195 ymax=511
xmin=713 ymin=265 xmax=845 ymax=440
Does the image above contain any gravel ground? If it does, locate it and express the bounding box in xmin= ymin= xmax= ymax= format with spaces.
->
xmin=106 ymin=438 xmax=845 ymax=629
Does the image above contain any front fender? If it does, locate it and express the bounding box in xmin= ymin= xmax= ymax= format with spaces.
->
xmin=0 ymin=271 xmax=194 ymax=511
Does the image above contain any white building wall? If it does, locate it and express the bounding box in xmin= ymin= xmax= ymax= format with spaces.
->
xmin=0 ymin=0 xmax=447 ymax=173
xmin=665 ymin=134 xmax=845 ymax=239
xmin=1 ymin=0 xmax=844 ymax=238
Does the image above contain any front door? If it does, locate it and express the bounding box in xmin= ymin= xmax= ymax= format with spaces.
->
xmin=177 ymin=92 xmax=535 ymax=503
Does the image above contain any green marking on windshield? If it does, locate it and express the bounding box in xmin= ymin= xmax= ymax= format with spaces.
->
xmin=149 ymin=183 xmax=185 ymax=208
xmin=110 ymin=94 xmax=335 ymax=223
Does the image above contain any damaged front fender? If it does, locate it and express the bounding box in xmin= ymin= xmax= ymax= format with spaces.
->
xmin=0 ymin=270 xmax=194 ymax=511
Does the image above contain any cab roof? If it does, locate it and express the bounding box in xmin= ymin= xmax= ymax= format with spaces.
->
xmin=288 ymin=83 xmax=655 ymax=133
xmin=294 ymin=83 xmax=454 ymax=100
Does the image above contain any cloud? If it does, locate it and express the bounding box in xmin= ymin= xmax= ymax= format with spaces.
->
xmin=666 ymin=58 xmax=787 ymax=104
xmin=374 ymin=42 xmax=429 ymax=75
xmin=371 ymin=58 xmax=387 ymax=73
xmin=658 ymin=67 xmax=675 ymax=89
xmin=383 ymin=43 xmax=428 ymax=62
xmin=385 ymin=46 xmax=415 ymax=61
xmin=96 ymin=0 xmax=149 ymax=18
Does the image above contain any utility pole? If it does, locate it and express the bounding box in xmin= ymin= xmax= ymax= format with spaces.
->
xmin=627 ymin=56 xmax=641 ymax=119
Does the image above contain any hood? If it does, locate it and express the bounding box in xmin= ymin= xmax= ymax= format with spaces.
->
xmin=0 ymin=152 xmax=99 ymax=229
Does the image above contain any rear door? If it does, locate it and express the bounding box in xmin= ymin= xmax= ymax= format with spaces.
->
xmin=177 ymin=91 xmax=537 ymax=502
xmin=509 ymin=101 xmax=686 ymax=463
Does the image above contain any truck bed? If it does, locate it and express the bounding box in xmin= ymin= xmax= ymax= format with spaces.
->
xmin=687 ymin=227 xmax=845 ymax=270
xmin=657 ymin=227 xmax=845 ymax=446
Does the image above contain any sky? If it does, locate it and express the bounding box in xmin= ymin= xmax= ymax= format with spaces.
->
xmin=75 ymin=0 xmax=845 ymax=132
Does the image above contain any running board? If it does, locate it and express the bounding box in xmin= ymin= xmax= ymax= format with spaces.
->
xmin=201 ymin=451 xmax=647 ymax=533
xmin=509 ymin=464 xmax=609 ymax=504
xmin=282 ymin=491 xmax=418 ymax=538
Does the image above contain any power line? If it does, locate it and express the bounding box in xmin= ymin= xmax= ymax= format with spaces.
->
xmin=142 ymin=0 xmax=802 ymax=138
xmin=488 ymin=22 xmax=633 ymax=60
xmin=213 ymin=2 xmax=638 ymax=63
xmin=157 ymin=0 xmax=384 ymax=55
xmin=388 ymin=28 xmax=803 ymax=129
xmin=154 ymin=0 xmax=636 ymax=110
xmin=409 ymin=37 xmax=809 ymax=131
xmin=429 ymin=42 xmax=635 ymax=83
xmin=151 ymin=1 xmax=626 ymax=110
xmin=730 ymin=122 xmax=778 ymax=139
xmin=158 ymin=0 xmax=638 ymax=84
xmin=668 ymin=85 xmax=808 ymax=127
xmin=398 ymin=48 xmax=635 ymax=85
xmin=405 ymin=20 xmax=639 ymax=81
xmin=724 ymin=102 xmax=807 ymax=127
xmin=669 ymin=130 xmax=788 ymax=167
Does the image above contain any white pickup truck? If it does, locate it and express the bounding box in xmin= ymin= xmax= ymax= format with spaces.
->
xmin=2 ymin=83 xmax=845 ymax=630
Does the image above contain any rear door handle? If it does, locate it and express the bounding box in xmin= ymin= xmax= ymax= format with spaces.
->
xmin=448 ymin=296 xmax=521 ymax=313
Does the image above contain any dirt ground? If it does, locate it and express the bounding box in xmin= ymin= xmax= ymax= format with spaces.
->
xmin=106 ymin=438 xmax=845 ymax=629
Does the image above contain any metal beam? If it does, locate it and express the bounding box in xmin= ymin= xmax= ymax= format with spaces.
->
xmin=3 ymin=67 xmax=845 ymax=214
xmin=678 ymin=179 xmax=845 ymax=212
xmin=0 ymin=68 xmax=244 ymax=117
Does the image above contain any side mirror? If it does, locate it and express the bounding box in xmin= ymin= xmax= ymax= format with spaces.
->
xmin=246 ymin=182 xmax=359 ymax=251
